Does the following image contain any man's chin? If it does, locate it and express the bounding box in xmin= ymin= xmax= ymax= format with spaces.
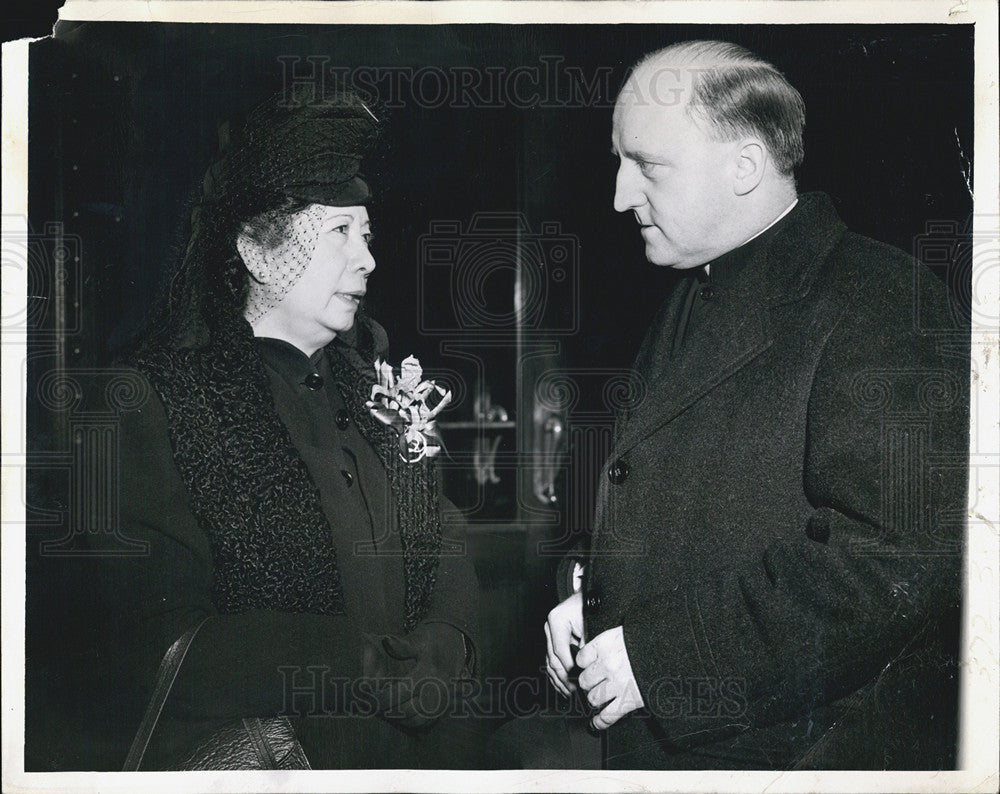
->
xmin=643 ymin=242 xmax=681 ymax=269
xmin=644 ymin=244 xmax=707 ymax=271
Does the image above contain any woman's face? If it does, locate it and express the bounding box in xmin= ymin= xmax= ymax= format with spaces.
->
xmin=245 ymin=204 xmax=375 ymax=354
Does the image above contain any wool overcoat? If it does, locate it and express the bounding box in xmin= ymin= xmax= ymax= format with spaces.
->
xmin=585 ymin=193 xmax=968 ymax=769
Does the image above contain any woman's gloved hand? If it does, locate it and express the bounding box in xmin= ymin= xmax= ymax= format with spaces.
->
xmin=365 ymin=622 xmax=471 ymax=729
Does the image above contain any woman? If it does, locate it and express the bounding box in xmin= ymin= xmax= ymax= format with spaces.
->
xmin=91 ymin=86 xmax=481 ymax=769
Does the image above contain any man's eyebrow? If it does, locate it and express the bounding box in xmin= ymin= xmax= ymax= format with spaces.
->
xmin=615 ymin=146 xmax=664 ymax=163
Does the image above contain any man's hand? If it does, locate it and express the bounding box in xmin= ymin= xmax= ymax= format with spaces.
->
xmin=544 ymin=591 xmax=583 ymax=696
xmin=576 ymin=626 xmax=644 ymax=730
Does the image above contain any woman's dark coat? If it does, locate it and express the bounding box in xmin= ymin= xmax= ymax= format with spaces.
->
xmin=86 ymin=331 xmax=480 ymax=769
xmin=585 ymin=193 xmax=968 ymax=769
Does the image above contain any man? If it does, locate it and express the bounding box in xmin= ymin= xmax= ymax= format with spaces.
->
xmin=545 ymin=40 xmax=968 ymax=769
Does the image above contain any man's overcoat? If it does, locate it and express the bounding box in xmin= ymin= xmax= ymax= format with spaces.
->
xmin=585 ymin=193 xmax=968 ymax=769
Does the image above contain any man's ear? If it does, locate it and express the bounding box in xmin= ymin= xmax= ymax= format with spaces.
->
xmin=733 ymin=140 xmax=767 ymax=196
xmin=235 ymin=228 xmax=270 ymax=284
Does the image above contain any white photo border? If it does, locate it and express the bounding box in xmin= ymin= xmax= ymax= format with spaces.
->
xmin=3 ymin=2 xmax=998 ymax=792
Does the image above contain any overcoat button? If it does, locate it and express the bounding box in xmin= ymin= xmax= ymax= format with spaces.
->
xmin=584 ymin=590 xmax=602 ymax=612
xmin=607 ymin=458 xmax=629 ymax=485
xmin=700 ymin=284 xmax=716 ymax=301
xmin=341 ymin=469 xmax=354 ymax=486
xmin=335 ymin=410 xmax=350 ymax=430
xmin=304 ymin=372 xmax=324 ymax=390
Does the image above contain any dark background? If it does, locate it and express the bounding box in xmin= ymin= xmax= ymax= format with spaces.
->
xmin=22 ymin=21 xmax=974 ymax=770
xmin=26 ymin=23 xmax=975 ymax=364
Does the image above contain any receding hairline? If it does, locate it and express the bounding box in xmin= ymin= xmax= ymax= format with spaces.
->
xmin=632 ymin=40 xmax=773 ymax=77
xmin=618 ymin=40 xmax=785 ymax=110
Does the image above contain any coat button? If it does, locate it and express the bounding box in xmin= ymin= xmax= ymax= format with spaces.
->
xmin=336 ymin=409 xmax=350 ymax=430
xmin=806 ymin=513 xmax=831 ymax=543
xmin=607 ymin=457 xmax=629 ymax=485
xmin=341 ymin=469 xmax=354 ymax=487
xmin=699 ymin=284 xmax=716 ymax=300
xmin=584 ymin=588 xmax=602 ymax=613
xmin=303 ymin=372 xmax=324 ymax=390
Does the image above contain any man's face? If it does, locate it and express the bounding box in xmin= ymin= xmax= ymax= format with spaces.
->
xmin=612 ymin=69 xmax=740 ymax=269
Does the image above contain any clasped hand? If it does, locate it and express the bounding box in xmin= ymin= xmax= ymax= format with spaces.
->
xmin=364 ymin=622 xmax=467 ymax=729
xmin=544 ymin=592 xmax=644 ymax=730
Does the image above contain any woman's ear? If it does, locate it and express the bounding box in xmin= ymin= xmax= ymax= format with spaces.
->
xmin=236 ymin=228 xmax=270 ymax=284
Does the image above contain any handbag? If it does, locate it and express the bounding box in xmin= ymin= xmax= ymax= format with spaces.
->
xmin=123 ymin=618 xmax=311 ymax=771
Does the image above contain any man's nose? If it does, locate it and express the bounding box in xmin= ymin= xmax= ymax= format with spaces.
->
xmin=613 ymin=162 xmax=643 ymax=214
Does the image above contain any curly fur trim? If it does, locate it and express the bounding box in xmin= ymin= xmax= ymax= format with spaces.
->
xmin=130 ymin=313 xmax=441 ymax=628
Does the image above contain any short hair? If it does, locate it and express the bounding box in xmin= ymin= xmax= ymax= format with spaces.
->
xmin=631 ymin=40 xmax=806 ymax=175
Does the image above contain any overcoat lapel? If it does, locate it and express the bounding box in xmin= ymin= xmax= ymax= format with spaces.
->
xmin=612 ymin=193 xmax=847 ymax=458
xmin=616 ymin=287 xmax=773 ymax=457
xmin=614 ymin=280 xmax=690 ymax=438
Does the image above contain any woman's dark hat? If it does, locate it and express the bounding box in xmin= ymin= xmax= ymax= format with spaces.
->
xmin=203 ymin=83 xmax=380 ymax=208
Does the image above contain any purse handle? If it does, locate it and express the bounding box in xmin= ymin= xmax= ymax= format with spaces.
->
xmin=123 ymin=617 xmax=210 ymax=771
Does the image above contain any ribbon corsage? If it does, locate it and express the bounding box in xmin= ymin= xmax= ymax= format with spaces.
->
xmin=366 ymin=355 xmax=452 ymax=462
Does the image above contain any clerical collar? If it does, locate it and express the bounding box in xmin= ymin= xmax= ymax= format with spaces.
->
xmin=704 ymin=198 xmax=799 ymax=288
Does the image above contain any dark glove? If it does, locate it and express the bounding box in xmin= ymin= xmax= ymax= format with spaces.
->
xmin=359 ymin=633 xmax=415 ymax=714
xmin=377 ymin=622 xmax=471 ymax=729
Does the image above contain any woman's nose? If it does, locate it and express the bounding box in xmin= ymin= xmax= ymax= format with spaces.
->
xmin=353 ymin=236 xmax=376 ymax=274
